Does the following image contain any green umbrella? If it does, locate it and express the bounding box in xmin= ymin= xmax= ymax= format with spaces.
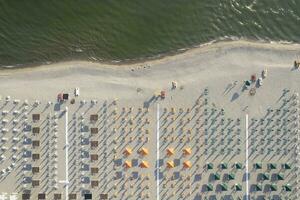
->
xmin=254 ymin=162 xmax=262 ymax=169
xmin=206 ymin=183 xmax=213 ymax=191
xmin=207 ymin=163 xmax=213 ymax=170
xmin=234 ymin=162 xmax=243 ymax=170
xmin=261 ymin=173 xmax=270 ymax=181
xmin=270 ymin=184 xmax=277 ymax=191
xmin=235 ymin=183 xmax=242 ymax=191
xmin=283 ymin=163 xmax=291 ymax=169
xmin=220 ymin=162 xmax=228 ymax=169
xmin=228 ymin=173 xmax=235 ymax=180
xmin=283 ymin=184 xmax=292 ymax=192
xmin=255 ymin=184 xmax=262 ymax=191
xmin=220 ymin=183 xmax=228 ymax=191
xmin=276 ymin=173 xmax=284 ymax=181
xmin=268 ymin=163 xmax=277 ymax=170
xmin=214 ymin=173 xmax=221 ymax=180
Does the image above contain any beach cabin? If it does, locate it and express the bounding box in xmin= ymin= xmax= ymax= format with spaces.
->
xmin=32 ymin=114 xmax=40 ymax=121
xmin=69 ymin=194 xmax=77 ymax=200
xmin=32 ymin=127 xmax=40 ymax=134
xmin=90 ymin=154 xmax=98 ymax=162
xmin=84 ymin=194 xmax=92 ymax=200
xmin=90 ymin=141 xmax=99 ymax=149
xmin=22 ymin=194 xmax=30 ymax=200
xmin=100 ymin=194 xmax=108 ymax=199
xmin=32 ymin=167 xmax=39 ymax=174
xmin=54 ymin=194 xmax=62 ymax=200
xmin=91 ymin=180 xmax=99 ymax=188
xmin=32 ymin=180 xmax=40 ymax=187
xmin=90 ymin=114 xmax=98 ymax=122
xmin=32 ymin=140 xmax=40 ymax=148
xmin=90 ymin=127 xmax=98 ymax=134
xmin=38 ymin=193 xmax=46 ymax=200
xmin=91 ymin=167 xmax=99 ymax=175
xmin=32 ymin=153 xmax=40 ymax=161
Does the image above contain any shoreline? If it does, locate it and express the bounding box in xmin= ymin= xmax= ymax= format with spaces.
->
xmin=1 ymin=39 xmax=300 ymax=73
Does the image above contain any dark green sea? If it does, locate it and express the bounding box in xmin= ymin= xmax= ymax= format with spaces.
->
xmin=0 ymin=0 xmax=299 ymax=67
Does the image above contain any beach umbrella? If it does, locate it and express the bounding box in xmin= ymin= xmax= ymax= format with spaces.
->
xmin=283 ymin=184 xmax=292 ymax=192
xmin=220 ymin=183 xmax=228 ymax=191
xmin=124 ymin=161 xmax=132 ymax=168
xmin=255 ymin=184 xmax=262 ymax=191
xmin=268 ymin=163 xmax=277 ymax=170
xmin=270 ymin=184 xmax=277 ymax=191
xmin=166 ymin=161 xmax=175 ymax=169
xmin=276 ymin=173 xmax=284 ymax=181
xmin=234 ymin=162 xmax=243 ymax=170
xmin=283 ymin=163 xmax=291 ymax=169
xmin=235 ymin=183 xmax=242 ymax=191
xmin=206 ymin=163 xmax=213 ymax=170
xmin=139 ymin=148 xmax=149 ymax=156
xmin=183 ymin=148 xmax=192 ymax=156
xmin=139 ymin=161 xmax=149 ymax=168
xmin=206 ymin=183 xmax=213 ymax=191
xmin=123 ymin=147 xmax=132 ymax=156
xmin=183 ymin=161 xmax=191 ymax=169
xmin=166 ymin=148 xmax=175 ymax=157
xmin=254 ymin=162 xmax=262 ymax=169
xmin=228 ymin=173 xmax=235 ymax=180
xmin=220 ymin=162 xmax=228 ymax=170
xmin=261 ymin=173 xmax=270 ymax=181
xmin=213 ymin=173 xmax=220 ymax=180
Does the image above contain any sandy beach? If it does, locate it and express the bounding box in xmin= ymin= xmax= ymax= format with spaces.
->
xmin=0 ymin=40 xmax=300 ymax=111
xmin=0 ymin=40 xmax=299 ymax=200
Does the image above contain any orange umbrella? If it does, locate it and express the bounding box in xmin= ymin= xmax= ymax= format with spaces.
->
xmin=140 ymin=161 xmax=149 ymax=168
xmin=166 ymin=148 xmax=174 ymax=156
xmin=123 ymin=147 xmax=132 ymax=156
xmin=183 ymin=161 xmax=192 ymax=169
xmin=183 ymin=148 xmax=192 ymax=156
xmin=124 ymin=160 xmax=132 ymax=168
xmin=139 ymin=148 xmax=149 ymax=156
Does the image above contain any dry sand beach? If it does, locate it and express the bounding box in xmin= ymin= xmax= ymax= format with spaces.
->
xmin=0 ymin=40 xmax=300 ymax=200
